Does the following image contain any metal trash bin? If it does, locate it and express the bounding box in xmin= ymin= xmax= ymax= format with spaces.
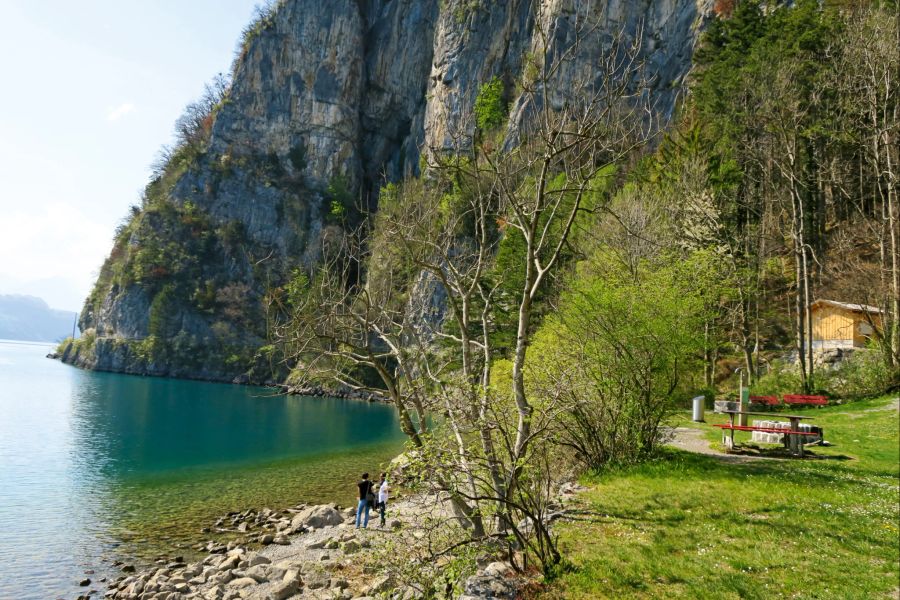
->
xmin=692 ymin=395 xmax=705 ymax=422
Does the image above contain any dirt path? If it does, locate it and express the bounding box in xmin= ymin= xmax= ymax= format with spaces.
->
xmin=665 ymin=426 xmax=776 ymax=464
xmin=864 ymin=396 xmax=899 ymax=412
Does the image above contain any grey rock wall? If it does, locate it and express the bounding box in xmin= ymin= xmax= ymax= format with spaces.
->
xmin=70 ymin=0 xmax=713 ymax=382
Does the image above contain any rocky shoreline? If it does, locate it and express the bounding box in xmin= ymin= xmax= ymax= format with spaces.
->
xmin=80 ymin=494 xmax=531 ymax=600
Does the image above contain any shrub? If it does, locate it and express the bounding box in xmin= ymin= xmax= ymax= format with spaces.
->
xmin=751 ymin=360 xmax=803 ymax=397
xmin=220 ymin=220 xmax=247 ymax=249
xmin=474 ymin=76 xmax=507 ymax=131
xmin=323 ymin=175 xmax=353 ymax=224
xmin=817 ymin=349 xmax=895 ymax=400
xmin=528 ymin=252 xmax=711 ymax=470
xmin=234 ymin=0 xmax=281 ymax=68
xmin=149 ymin=284 xmax=177 ymax=339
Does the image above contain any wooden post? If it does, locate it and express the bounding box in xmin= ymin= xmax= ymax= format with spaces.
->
xmin=738 ymin=371 xmax=749 ymax=427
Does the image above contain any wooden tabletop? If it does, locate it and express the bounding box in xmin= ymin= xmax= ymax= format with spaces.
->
xmin=719 ymin=410 xmax=814 ymax=419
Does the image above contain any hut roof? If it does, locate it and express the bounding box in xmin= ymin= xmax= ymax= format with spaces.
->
xmin=811 ymin=299 xmax=884 ymax=314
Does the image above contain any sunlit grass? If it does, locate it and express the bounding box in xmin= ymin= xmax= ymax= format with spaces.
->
xmin=540 ymin=395 xmax=899 ymax=599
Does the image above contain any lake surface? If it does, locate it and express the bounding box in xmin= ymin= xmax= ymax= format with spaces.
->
xmin=0 ymin=340 xmax=406 ymax=599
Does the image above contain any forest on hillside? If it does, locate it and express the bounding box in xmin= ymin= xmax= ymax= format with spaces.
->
xmin=269 ymin=0 xmax=898 ymax=584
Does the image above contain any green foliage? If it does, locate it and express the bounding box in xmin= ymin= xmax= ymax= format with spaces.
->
xmin=133 ymin=335 xmax=163 ymax=363
xmin=690 ymin=0 xmax=842 ymax=189
xmin=192 ymin=280 xmax=218 ymax=312
xmin=323 ymin=175 xmax=353 ymax=225
xmin=528 ymin=251 xmax=714 ymax=468
xmin=220 ymin=220 xmax=246 ymax=250
xmin=818 ymin=349 xmax=896 ymax=400
xmin=284 ymin=269 xmax=309 ymax=308
xmin=441 ymin=0 xmax=482 ymax=24
xmin=105 ymin=199 xmax=219 ymax=294
xmin=750 ymin=360 xmax=804 ymax=398
xmin=755 ymin=350 xmax=896 ymax=401
xmin=149 ymin=284 xmax=177 ymax=341
xmin=488 ymin=168 xmax=612 ymax=355
xmin=474 ymin=76 xmax=507 ymax=132
xmin=236 ymin=0 xmax=280 ymax=59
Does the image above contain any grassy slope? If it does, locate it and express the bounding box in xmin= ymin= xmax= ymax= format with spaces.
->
xmin=541 ymin=396 xmax=900 ymax=599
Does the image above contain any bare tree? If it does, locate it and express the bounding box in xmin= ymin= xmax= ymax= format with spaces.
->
xmin=277 ymin=6 xmax=656 ymax=574
xmin=833 ymin=7 xmax=899 ymax=369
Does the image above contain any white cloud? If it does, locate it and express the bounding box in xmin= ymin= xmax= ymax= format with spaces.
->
xmin=106 ymin=102 xmax=136 ymax=122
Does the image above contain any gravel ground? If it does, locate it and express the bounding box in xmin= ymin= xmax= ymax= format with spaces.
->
xmin=665 ymin=426 xmax=778 ymax=464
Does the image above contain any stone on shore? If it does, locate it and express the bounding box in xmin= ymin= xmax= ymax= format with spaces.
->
xmin=290 ymin=504 xmax=344 ymax=531
xmin=243 ymin=564 xmax=269 ymax=582
xmin=267 ymin=579 xmax=299 ymax=600
xmin=484 ymin=562 xmax=513 ymax=578
xmin=227 ymin=576 xmax=257 ymax=589
xmin=304 ymin=570 xmax=330 ymax=589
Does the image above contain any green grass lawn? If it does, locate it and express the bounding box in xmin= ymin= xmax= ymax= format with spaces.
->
xmin=540 ymin=395 xmax=900 ymax=599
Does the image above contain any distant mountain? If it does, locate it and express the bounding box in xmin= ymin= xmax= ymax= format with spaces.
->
xmin=0 ymin=295 xmax=78 ymax=343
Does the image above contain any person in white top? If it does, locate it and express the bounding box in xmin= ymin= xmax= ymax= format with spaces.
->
xmin=376 ymin=472 xmax=389 ymax=528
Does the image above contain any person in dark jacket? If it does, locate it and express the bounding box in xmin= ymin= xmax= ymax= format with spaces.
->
xmin=355 ymin=472 xmax=373 ymax=528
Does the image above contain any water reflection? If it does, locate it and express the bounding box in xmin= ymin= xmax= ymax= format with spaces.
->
xmin=69 ymin=373 xmax=401 ymax=477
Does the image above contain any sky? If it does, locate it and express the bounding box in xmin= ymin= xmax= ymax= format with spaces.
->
xmin=0 ymin=0 xmax=262 ymax=312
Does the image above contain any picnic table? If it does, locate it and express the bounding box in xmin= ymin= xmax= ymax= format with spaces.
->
xmin=715 ymin=410 xmax=819 ymax=456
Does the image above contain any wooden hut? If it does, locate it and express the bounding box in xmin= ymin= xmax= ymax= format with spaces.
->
xmin=811 ymin=299 xmax=883 ymax=350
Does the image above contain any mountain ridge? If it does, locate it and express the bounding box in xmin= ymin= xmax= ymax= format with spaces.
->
xmin=0 ymin=294 xmax=77 ymax=343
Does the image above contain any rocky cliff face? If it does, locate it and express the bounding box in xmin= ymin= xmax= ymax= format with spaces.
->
xmin=62 ymin=0 xmax=712 ymax=383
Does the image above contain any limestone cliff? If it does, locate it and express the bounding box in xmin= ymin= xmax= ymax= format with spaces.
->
xmin=61 ymin=0 xmax=713 ymax=383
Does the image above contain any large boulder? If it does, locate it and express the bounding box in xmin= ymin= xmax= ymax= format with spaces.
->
xmin=290 ymin=504 xmax=344 ymax=531
xmin=267 ymin=579 xmax=299 ymax=600
xmin=460 ymin=569 xmax=518 ymax=600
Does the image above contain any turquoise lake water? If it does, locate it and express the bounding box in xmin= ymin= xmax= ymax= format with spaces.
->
xmin=0 ymin=339 xmax=406 ymax=599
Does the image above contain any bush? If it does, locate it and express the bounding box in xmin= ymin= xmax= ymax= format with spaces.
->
xmin=528 ymin=252 xmax=711 ymax=470
xmin=323 ymin=175 xmax=353 ymax=225
xmin=817 ymin=349 xmax=895 ymax=400
xmin=753 ymin=350 xmax=895 ymax=401
xmin=474 ymin=76 xmax=507 ymax=131
xmin=750 ymin=360 xmax=803 ymax=397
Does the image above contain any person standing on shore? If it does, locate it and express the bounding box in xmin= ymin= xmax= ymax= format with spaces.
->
xmin=356 ymin=473 xmax=373 ymax=529
xmin=377 ymin=472 xmax=389 ymax=528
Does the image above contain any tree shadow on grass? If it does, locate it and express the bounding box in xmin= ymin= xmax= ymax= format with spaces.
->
xmin=724 ymin=443 xmax=853 ymax=462
xmin=589 ymin=448 xmax=892 ymax=494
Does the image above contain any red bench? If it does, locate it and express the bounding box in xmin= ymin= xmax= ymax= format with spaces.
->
xmin=714 ymin=422 xmax=821 ymax=456
xmin=749 ymin=395 xmax=780 ymax=406
xmin=783 ymin=394 xmax=828 ymax=406
xmin=713 ymin=424 xmax=819 ymax=435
